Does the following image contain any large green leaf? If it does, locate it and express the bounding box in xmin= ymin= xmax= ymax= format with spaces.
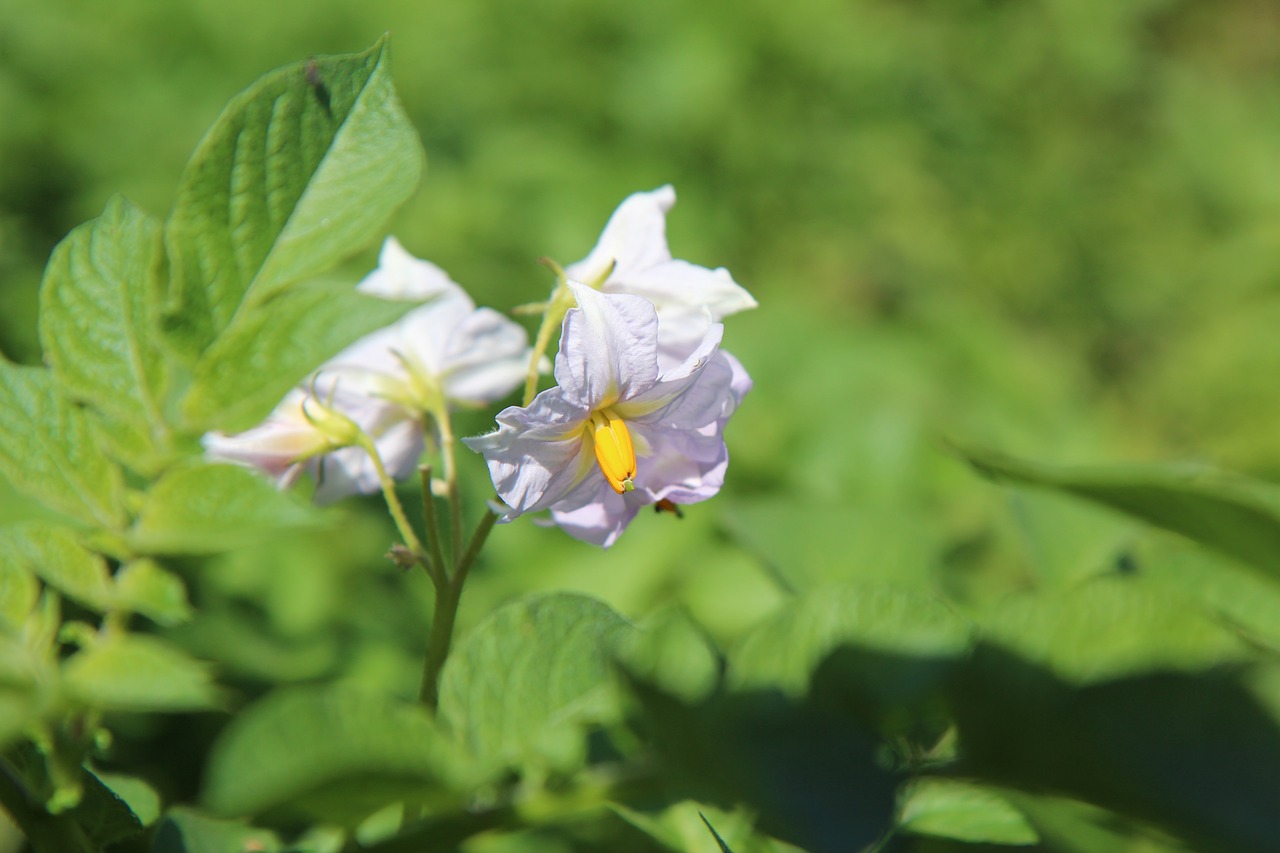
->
xmin=961 ymin=445 xmax=1280 ymax=581
xmin=128 ymin=462 xmax=320 ymax=555
xmin=39 ymin=196 xmax=175 ymax=473
xmin=437 ymin=592 xmax=635 ymax=771
xmin=62 ymin=635 xmax=219 ymax=712
xmin=179 ymin=280 xmax=419 ymax=432
xmin=0 ymin=363 xmax=126 ymax=529
xmin=0 ymin=523 xmax=113 ymax=613
xmin=165 ymin=39 xmax=424 ymax=352
xmin=898 ymin=779 xmax=1038 ymax=846
xmin=201 ymin=686 xmax=478 ymax=825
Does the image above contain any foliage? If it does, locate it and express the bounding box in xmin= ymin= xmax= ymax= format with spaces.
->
xmin=0 ymin=4 xmax=1279 ymax=852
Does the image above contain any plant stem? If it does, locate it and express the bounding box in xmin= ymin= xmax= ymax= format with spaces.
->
xmin=522 ymin=274 xmax=573 ymax=406
xmin=364 ymin=435 xmax=442 ymax=586
xmin=418 ymin=466 xmax=448 ymax=586
xmin=432 ymin=409 xmax=464 ymax=569
xmin=417 ymin=509 xmax=498 ymax=710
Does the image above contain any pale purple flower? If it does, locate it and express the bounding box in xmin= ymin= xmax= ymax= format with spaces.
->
xmin=566 ymin=186 xmax=757 ymax=366
xmin=201 ymin=387 xmax=421 ymax=505
xmin=204 ymin=238 xmax=532 ymax=504
xmin=465 ymin=283 xmax=750 ymax=548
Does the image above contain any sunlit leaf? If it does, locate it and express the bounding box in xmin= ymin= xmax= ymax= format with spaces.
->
xmin=437 ymin=592 xmax=635 ymax=771
xmin=128 ymin=462 xmax=320 ymax=555
xmin=179 ymin=280 xmax=419 ymax=432
xmin=165 ymin=38 xmax=424 ymax=352
xmin=39 ymin=195 xmax=175 ymax=474
xmin=898 ymin=779 xmax=1037 ymax=845
xmin=113 ymin=559 xmax=193 ymax=626
xmin=0 ymin=522 xmax=113 ymax=612
xmin=202 ymin=686 xmax=480 ymax=825
xmin=62 ymin=634 xmax=219 ymax=712
xmin=152 ymin=807 xmax=281 ymax=853
xmin=0 ymin=363 xmax=127 ymax=529
xmin=961 ymin=446 xmax=1280 ymax=582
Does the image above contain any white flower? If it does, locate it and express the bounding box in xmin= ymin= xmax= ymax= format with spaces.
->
xmin=566 ymin=185 xmax=757 ymax=365
xmin=204 ymin=238 xmax=533 ymax=505
xmin=202 ymin=387 xmax=421 ymax=505
xmin=325 ymin=239 xmax=531 ymax=414
xmin=465 ymin=283 xmax=750 ymax=548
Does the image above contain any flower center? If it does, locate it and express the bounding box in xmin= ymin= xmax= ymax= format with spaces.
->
xmin=587 ymin=409 xmax=636 ymax=494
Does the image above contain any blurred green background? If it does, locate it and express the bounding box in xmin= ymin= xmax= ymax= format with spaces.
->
xmin=4 ymin=0 xmax=1280 ymax=706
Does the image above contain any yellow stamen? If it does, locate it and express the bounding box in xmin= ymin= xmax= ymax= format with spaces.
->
xmin=588 ymin=409 xmax=636 ymax=494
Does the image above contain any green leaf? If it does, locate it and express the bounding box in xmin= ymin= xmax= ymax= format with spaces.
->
xmin=179 ymin=279 xmax=419 ymax=432
xmin=722 ymin=500 xmax=941 ymax=591
xmin=960 ymin=445 xmax=1280 ymax=581
xmin=898 ymin=779 xmax=1038 ymax=845
xmin=730 ymin=582 xmax=972 ymax=696
xmin=202 ymin=686 xmax=479 ymax=825
xmin=0 ymin=523 xmax=113 ymax=612
xmin=0 ymin=546 xmax=39 ymax=633
xmin=89 ymin=769 xmax=162 ymax=827
xmin=39 ymin=196 xmax=175 ymax=473
xmin=128 ymin=462 xmax=319 ymax=555
xmin=975 ymin=578 xmax=1251 ymax=684
xmin=623 ymin=674 xmax=898 ymax=853
xmin=62 ymin=635 xmax=219 ymax=712
xmin=615 ymin=605 xmax=721 ymax=703
xmin=165 ymin=39 xmax=424 ymax=351
xmin=68 ymin=768 xmax=146 ymax=848
xmin=152 ymin=807 xmax=281 ymax=853
xmin=0 ymin=363 xmax=127 ymax=529
xmin=114 ymin=559 xmax=193 ymax=626
xmin=437 ymin=592 xmax=636 ymax=771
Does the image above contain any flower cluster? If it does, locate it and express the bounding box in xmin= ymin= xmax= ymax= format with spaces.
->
xmin=204 ymin=237 xmax=531 ymax=504
xmin=205 ymin=186 xmax=755 ymax=548
xmin=466 ymin=186 xmax=755 ymax=547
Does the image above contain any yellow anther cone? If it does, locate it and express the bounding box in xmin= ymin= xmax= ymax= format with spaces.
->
xmin=588 ymin=410 xmax=636 ymax=494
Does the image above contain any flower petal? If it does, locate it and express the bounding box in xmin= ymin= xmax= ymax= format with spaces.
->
xmin=555 ymin=282 xmax=659 ymax=408
xmin=548 ymin=485 xmax=643 ymax=549
xmin=440 ymin=307 xmax=531 ymax=406
xmin=463 ymin=389 xmax=596 ymax=517
xmin=358 ymin=237 xmax=460 ymax=301
xmin=565 ymin=186 xmax=676 ymax=285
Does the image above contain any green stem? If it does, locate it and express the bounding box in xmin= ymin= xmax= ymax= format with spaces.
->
xmin=0 ymin=759 xmax=94 ymax=853
xmin=417 ymin=510 xmax=498 ymax=711
xmin=418 ymin=466 xmax=448 ymax=588
xmin=433 ymin=409 xmax=464 ymax=569
xmin=362 ymin=435 xmax=436 ymax=582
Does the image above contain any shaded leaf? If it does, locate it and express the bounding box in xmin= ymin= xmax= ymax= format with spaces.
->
xmin=951 ymin=647 xmax=1280 ymax=852
xmin=437 ymin=592 xmax=635 ymax=771
xmin=39 ymin=196 xmax=175 ymax=473
xmin=202 ymin=686 xmax=480 ymax=825
xmin=128 ymin=462 xmax=319 ymax=555
xmin=165 ymin=39 xmax=424 ymax=352
xmin=70 ymin=767 xmax=146 ymax=848
xmin=62 ymin=635 xmax=219 ymax=712
xmin=0 ymin=363 xmax=127 ymax=529
xmin=624 ymin=675 xmax=898 ymax=853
